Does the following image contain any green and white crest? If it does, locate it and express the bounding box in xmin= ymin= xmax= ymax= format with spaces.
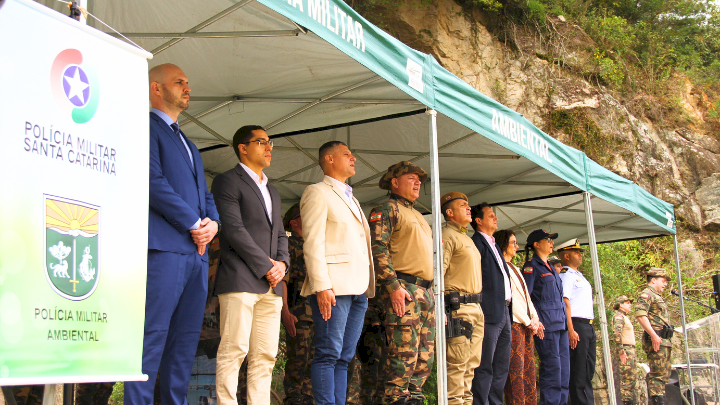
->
xmin=44 ymin=195 xmax=100 ymax=301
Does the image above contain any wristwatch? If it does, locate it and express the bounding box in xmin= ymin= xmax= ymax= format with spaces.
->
xmin=213 ymin=219 xmax=222 ymax=235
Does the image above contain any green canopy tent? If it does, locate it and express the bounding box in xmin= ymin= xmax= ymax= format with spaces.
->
xmin=31 ymin=0 xmax=693 ymax=401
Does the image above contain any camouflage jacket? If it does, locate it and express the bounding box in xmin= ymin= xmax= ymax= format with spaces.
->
xmin=612 ymin=309 xmax=635 ymax=348
xmin=369 ymin=194 xmax=431 ymax=293
xmin=635 ymin=285 xmax=672 ymax=347
xmin=285 ymin=232 xmax=306 ymax=307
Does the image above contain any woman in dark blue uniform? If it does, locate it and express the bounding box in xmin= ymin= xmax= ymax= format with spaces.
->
xmin=522 ymin=229 xmax=569 ymax=405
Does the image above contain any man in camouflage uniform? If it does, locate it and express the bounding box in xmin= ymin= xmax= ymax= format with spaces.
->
xmin=358 ymin=285 xmax=387 ymax=404
xmin=281 ymin=203 xmax=314 ymax=405
xmin=613 ymin=295 xmax=637 ymax=405
xmin=635 ymin=268 xmax=672 ymax=405
xmin=369 ymin=161 xmax=436 ymax=405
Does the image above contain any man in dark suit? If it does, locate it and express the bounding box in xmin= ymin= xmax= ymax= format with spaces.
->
xmin=470 ymin=203 xmax=512 ymax=405
xmin=211 ymin=125 xmax=289 ymax=405
xmin=125 ymin=63 xmax=220 ymax=405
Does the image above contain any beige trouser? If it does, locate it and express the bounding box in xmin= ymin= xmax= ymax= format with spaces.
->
xmin=446 ymin=303 xmax=485 ymax=405
xmin=216 ymin=288 xmax=283 ymax=405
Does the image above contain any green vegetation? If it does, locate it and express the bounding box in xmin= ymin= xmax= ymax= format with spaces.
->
xmin=549 ymin=109 xmax=622 ymax=165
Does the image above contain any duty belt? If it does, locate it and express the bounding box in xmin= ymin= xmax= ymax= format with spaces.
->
xmin=457 ymin=293 xmax=482 ymax=304
xmin=396 ymin=272 xmax=433 ymax=289
xmin=572 ymin=317 xmax=593 ymax=325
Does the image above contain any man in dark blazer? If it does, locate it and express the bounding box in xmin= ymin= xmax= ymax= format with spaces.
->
xmin=470 ymin=203 xmax=512 ymax=405
xmin=125 ymin=63 xmax=220 ymax=405
xmin=211 ymin=125 xmax=289 ymax=405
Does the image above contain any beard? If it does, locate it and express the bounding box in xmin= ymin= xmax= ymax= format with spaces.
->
xmin=161 ymin=85 xmax=189 ymax=111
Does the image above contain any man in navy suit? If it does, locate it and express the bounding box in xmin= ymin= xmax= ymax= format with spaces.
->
xmin=125 ymin=63 xmax=219 ymax=405
xmin=470 ymin=203 xmax=512 ymax=405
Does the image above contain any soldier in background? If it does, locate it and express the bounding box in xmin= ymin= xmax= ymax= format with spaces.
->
xmin=281 ymin=203 xmax=314 ymax=405
xmin=548 ymin=256 xmax=563 ymax=273
xmin=357 ymin=286 xmax=386 ymax=404
xmin=612 ymin=295 xmax=636 ymax=405
xmin=369 ymin=161 xmax=435 ymax=405
xmin=635 ymin=268 xmax=672 ymax=405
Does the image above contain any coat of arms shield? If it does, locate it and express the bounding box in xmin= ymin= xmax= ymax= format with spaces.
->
xmin=44 ymin=195 xmax=100 ymax=300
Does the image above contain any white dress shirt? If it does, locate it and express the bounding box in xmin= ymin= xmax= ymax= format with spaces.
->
xmin=240 ymin=162 xmax=273 ymax=223
xmin=325 ymin=175 xmax=362 ymax=220
xmin=559 ymin=266 xmax=594 ymax=319
xmin=480 ymin=231 xmax=512 ymax=301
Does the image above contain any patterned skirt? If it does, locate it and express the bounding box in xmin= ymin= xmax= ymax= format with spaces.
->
xmin=504 ymin=322 xmax=537 ymax=405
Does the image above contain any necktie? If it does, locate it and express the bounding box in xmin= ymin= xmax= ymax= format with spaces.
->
xmin=345 ymin=185 xmax=353 ymax=201
xmin=170 ymin=123 xmax=193 ymax=165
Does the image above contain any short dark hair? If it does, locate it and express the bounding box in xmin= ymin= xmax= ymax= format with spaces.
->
xmin=470 ymin=202 xmax=492 ymax=231
xmin=494 ymin=229 xmax=515 ymax=255
xmin=232 ymin=125 xmax=265 ymax=159
xmin=318 ymin=140 xmax=347 ymax=168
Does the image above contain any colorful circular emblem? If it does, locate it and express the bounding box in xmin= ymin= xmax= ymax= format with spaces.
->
xmin=51 ymin=49 xmax=99 ymax=124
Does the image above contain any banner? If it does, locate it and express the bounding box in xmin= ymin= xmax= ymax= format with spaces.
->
xmin=0 ymin=0 xmax=151 ymax=384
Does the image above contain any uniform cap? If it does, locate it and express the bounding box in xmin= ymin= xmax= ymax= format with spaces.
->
xmin=378 ymin=161 xmax=428 ymax=190
xmin=647 ymin=267 xmax=670 ymax=279
xmin=283 ymin=203 xmax=301 ymax=230
xmin=555 ymin=238 xmax=585 ymax=252
xmin=614 ymin=295 xmax=633 ymax=310
xmin=547 ymin=255 xmax=562 ymax=265
xmin=440 ymin=192 xmax=468 ymax=207
xmin=526 ymin=229 xmax=559 ymax=246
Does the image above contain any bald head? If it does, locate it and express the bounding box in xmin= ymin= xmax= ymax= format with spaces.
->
xmin=149 ymin=63 xmax=190 ymax=121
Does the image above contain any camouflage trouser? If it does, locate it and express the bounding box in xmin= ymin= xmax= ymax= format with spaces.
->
xmin=381 ymin=280 xmax=436 ymax=403
xmin=358 ymin=291 xmax=387 ymax=404
xmin=616 ymin=345 xmax=637 ymax=401
xmin=75 ymin=383 xmax=115 ymax=405
xmin=283 ymin=302 xmax=315 ymax=405
xmin=9 ymin=385 xmax=44 ymax=405
xmin=347 ymin=354 xmax=362 ymax=404
xmin=642 ymin=340 xmax=672 ymax=397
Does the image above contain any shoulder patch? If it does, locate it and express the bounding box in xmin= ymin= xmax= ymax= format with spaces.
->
xmin=640 ymin=292 xmax=649 ymax=299
xmin=615 ymin=315 xmax=623 ymax=321
xmin=523 ymin=267 xmax=533 ymax=273
xmin=370 ymin=213 xmax=382 ymax=222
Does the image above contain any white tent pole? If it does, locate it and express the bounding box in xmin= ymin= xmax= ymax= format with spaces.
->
xmin=583 ymin=192 xmax=617 ymax=405
xmin=674 ymin=234 xmax=696 ymax=405
xmin=427 ymin=109 xmax=448 ymax=405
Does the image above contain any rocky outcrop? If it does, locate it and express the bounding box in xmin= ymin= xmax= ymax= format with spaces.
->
xmin=361 ymin=0 xmax=720 ymax=234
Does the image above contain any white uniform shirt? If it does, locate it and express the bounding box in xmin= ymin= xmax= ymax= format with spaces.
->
xmin=559 ymin=266 xmax=594 ymax=320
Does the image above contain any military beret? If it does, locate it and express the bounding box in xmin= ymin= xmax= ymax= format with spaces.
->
xmin=647 ymin=267 xmax=670 ymax=279
xmin=283 ymin=203 xmax=301 ymax=230
xmin=378 ymin=161 xmax=428 ymax=190
xmin=556 ymin=238 xmax=585 ymax=252
xmin=440 ymin=192 xmax=468 ymax=208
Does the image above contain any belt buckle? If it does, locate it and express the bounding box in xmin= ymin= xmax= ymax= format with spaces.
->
xmin=589 ymin=319 xmax=593 ymax=325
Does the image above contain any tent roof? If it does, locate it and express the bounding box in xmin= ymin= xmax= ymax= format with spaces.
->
xmin=81 ymin=0 xmax=675 ymax=241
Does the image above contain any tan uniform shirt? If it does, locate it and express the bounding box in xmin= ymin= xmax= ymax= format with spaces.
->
xmin=613 ymin=309 xmax=636 ymax=346
xmin=441 ymin=221 xmax=482 ymax=295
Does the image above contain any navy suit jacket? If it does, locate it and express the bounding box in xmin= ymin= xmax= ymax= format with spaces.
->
xmin=148 ymin=112 xmax=218 ymax=261
xmin=471 ymin=231 xmax=513 ymax=324
xmin=211 ymin=164 xmax=289 ymax=296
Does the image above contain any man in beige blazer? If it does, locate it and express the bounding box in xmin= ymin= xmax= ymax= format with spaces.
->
xmin=300 ymin=140 xmax=375 ymax=405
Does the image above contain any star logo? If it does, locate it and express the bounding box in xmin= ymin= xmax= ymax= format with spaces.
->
xmin=62 ymin=65 xmax=90 ymax=107
xmin=50 ymin=49 xmax=100 ymax=124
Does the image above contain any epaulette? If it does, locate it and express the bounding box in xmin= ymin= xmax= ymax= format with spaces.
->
xmin=559 ymin=268 xmax=568 ymax=273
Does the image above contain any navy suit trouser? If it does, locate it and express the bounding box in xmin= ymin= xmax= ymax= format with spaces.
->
xmin=535 ymin=329 xmax=570 ymax=405
xmin=472 ymin=309 xmax=511 ymax=405
xmin=125 ymin=250 xmax=208 ymax=405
